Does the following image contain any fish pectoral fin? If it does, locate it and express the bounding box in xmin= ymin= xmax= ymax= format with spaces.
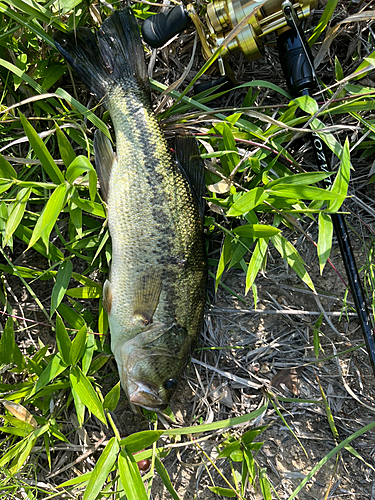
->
xmin=94 ymin=129 xmax=117 ymax=202
xmin=103 ymin=279 xmax=112 ymax=314
xmin=132 ymin=272 xmax=163 ymax=326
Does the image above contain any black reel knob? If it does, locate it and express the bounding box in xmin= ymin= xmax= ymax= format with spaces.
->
xmin=142 ymin=5 xmax=191 ymax=48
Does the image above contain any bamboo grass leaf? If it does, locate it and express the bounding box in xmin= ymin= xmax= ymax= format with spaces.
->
xmin=232 ymin=224 xmax=280 ymax=238
xmin=270 ymin=233 xmax=315 ymax=291
xmin=120 ymin=430 xmax=164 ymax=453
xmin=19 ymin=113 xmax=64 ymax=185
xmin=118 ymin=449 xmax=148 ymax=500
xmin=83 ymin=437 xmax=119 ymax=500
xmin=317 ymin=212 xmax=333 ymax=274
xmin=32 ymin=353 xmax=68 ymax=394
xmin=154 ymin=456 xmax=181 ymax=500
xmin=308 ymin=0 xmax=339 ymax=45
xmin=27 ymin=183 xmax=68 ymax=251
xmin=328 ymin=137 xmax=350 ymax=212
xmin=227 ymin=188 xmax=268 ymax=216
xmin=0 ymin=153 xmax=17 ymax=179
xmin=56 ymin=314 xmax=72 ymax=365
xmin=103 ymin=381 xmax=121 ymax=412
xmin=245 ymin=237 xmax=268 ymax=294
xmin=55 ymin=88 xmax=111 ymax=141
xmin=216 ymin=234 xmax=233 ymax=290
xmin=4 ymin=187 xmax=31 ymax=247
xmin=71 ymin=325 xmax=88 ymax=366
xmin=56 ymin=126 xmax=76 ymax=168
xmin=51 ymin=260 xmax=73 ymax=317
xmin=69 ymin=366 xmax=107 ymax=425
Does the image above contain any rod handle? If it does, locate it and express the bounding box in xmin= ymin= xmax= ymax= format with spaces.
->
xmin=142 ymin=6 xmax=190 ymax=48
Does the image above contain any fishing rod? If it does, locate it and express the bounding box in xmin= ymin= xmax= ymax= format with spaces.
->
xmin=141 ymin=0 xmax=375 ymax=376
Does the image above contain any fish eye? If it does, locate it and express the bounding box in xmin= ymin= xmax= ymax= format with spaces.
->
xmin=163 ymin=378 xmax=178 ymax=391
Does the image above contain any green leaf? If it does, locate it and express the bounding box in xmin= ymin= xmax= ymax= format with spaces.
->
xmin=218 ymin=441 xmax=241 ymax=459
xmin=313 ymin=314 xmax=323 ymax=359
xmin=0 ymin=153 xmax=17 ymax=179
xmin=232 ymin=224 xmax=280 ymax=238
xmin=245 ymin=238 xmax=268 ymax=294
xmin=83 ymin=437 xmax=119 ymax=500
xmin=227 ymin=187 xmax=268 ymax=216
xmin=308 ymin=0 xmax=339 ymax=45
xmin=57 ymin=302 xmax=86 ymax=330
xmin=71 ymin=325 xmax=87 ymax=366
xmin=33 ymin=353 xmax=68 ymax=394
xmin=56 ymin=126 xmax=76 ymax=168
xmin=66 ymin=286 xmax=102 ymax=299
xmin=120 ymin=430 xmax=164 ymax=453
xmin=328 ymin=137 xmax=350 ymax=212
xmin=208 ymin=487 xmax=237 ymax=497
xmin=19 ymin=113 xmax=64 ymax=185
xmin=291 ymin=95 xmax=318 ymax=114
xmin=118 ymin=449 xmax=148 ymax=500
xmin=258 ymin=467 xmax=272 ymax=500
xmin=215 ymin=234 xmax=233 ymax=290
xmin=28 ymin=183 xmax=68 ymax=251
xmin=154 ymin=456 xmax=181 ymax=500
xmin=270 ymin=233 xmax=315 ymax=291
xmin=268 ymin=185 xmax=340 ymax=201
xmin=4 ymin=187 xmax=31 ymax=246
xmin=69 ymin=366 xmax=107 ymax=425
xmin=335 ymin=56 xmax=344 ymax=81
xmin=55 ymin=314 xmax=72 ymax=365
xmin=66 ymin=155 xmax=97 ymax=202
xmin=230 ymin=449 xmax=243 ymax=462
xmin=103 ymin=381 xmax=121 ymax=412
xmin=267 ymin=172 xmax=331 ymax=188
xmin=164 ymin=405 xmax=268 ymax=436
xmin=317 ymin=212 xmax=333 ymax=274
xmin=0 ymin=318 xmax=14 ymax=364
xmin=51 ymin=260 xmax=73 ymax=317
xmin=55 ymin=88 xmax=111 ymax=141
xmin=82 ymin=333 xmax=96 ymax=376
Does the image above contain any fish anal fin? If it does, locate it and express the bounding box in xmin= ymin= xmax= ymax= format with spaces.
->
xmin=132 ymin=272 xmax=163 ymax=326
xmin=175 ymin=134 xmax=206 ymax=219
xmin=103 ymin=279 xmax=112 ymax=314
xmin=94 ymin=130 xmax=116 ymax=202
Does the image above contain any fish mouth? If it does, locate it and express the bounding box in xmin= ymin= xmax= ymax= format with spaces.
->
xmin=129 ymin=381 xmax=168 ymax=412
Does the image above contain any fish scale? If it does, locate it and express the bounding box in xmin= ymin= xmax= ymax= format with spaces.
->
xmin=54 ymin=7 xmax=206 ymax=411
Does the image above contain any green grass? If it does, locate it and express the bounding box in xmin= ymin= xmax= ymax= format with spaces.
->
xmin=0 ymin=0 xmax=374 ymax=498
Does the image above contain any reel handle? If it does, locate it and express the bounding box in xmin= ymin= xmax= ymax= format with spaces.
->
xmin=142 ymin=5 xmax=190 ymax=48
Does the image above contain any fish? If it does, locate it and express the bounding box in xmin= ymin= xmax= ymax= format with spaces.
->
xmin=54 ymin=7 xmax=206 ymax=411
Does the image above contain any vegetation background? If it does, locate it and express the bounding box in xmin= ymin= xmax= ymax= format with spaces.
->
xmin=0 ymin=0 xmax=375 ymax=498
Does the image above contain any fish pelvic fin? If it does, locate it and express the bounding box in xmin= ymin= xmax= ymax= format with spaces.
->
xmin=94 ymin=130 xmax=116 ymax=202
xmin=132 ymin=272 xmax=163 ymax=326
xmin=54 ymin=7 xmax=150 ymax=102
xmin=103 ymin=279 xmax=112 ymax=314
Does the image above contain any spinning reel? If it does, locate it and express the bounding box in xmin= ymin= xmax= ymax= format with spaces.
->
xmin=142 ymin=0 xmax=317 ymax=80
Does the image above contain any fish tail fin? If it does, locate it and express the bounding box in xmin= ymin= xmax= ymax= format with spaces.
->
xmin=54 ymin=7 xmax=150 ymax=101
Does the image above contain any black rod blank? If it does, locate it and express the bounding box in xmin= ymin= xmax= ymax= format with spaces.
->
xmin=277 ymin=28 xmax=375 ymax=376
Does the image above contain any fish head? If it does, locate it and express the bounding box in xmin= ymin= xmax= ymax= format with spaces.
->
xmin=113 ymin=322 xmax=190 ymax=412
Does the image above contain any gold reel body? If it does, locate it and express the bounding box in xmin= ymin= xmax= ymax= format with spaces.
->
xmin=190 ymin=0 xmax=317 ymax=62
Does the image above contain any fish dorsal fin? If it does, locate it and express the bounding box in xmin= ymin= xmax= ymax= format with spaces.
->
xmin=94 ymin=130 xmax=116 ymax=202
xmin=175 ymin=134 xmax=206 ymax=219
xmin=103 ymin=279 xmax=112 ymax=314
xmin=132 ymin=272 xmax=163 ymax=326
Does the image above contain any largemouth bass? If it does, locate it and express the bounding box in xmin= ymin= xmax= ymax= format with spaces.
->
xmin=54 ymin=8 xmax=206 ymax=411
